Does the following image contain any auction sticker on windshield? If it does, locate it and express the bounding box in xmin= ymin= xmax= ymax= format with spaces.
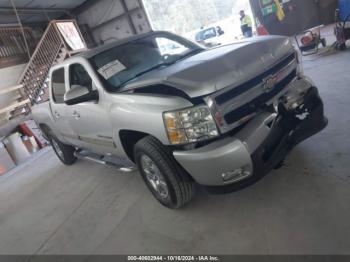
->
xmin=98 ymin=60 xmax=126 ymax=79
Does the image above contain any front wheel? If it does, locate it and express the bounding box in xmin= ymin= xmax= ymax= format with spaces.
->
xmin=134 ymin=136 xmax=195 ymax=209
xmin=51 ymin=136 xmax=77 ymax=165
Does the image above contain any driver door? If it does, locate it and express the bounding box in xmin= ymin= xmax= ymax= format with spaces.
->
xmin=50 ymin=67 xmax=77 ymax=145
xmin=66 ymin=63 xmax=115 ymax=154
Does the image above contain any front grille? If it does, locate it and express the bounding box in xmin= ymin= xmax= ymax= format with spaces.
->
xmin=215 ymin=52 xmax=296 ymax=105
xmin=208 ymin=52 xmax=298 ymax=133
xmin=224 ymin=69 xmax=297 ymax=125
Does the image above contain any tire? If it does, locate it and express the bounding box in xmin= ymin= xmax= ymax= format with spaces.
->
xmin=134 ymin=136 xmax=195 ymax=209
xmin=51 ymin=136 xmax=77 ymax=165
xmin=340 ymin=43 xmax=346 ymax=51
xmin=337 ymin=42 xmax=346 ymax=51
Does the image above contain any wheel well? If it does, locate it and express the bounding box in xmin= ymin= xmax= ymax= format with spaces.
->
xmin=119 ymin=130 xmax=149 ymax=162
xmin=38 ymin=124 xmax=52 ymax=140
xmin=119 ymin=130 xmax=196 ymax=183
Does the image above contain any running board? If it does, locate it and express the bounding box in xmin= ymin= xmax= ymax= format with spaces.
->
xmin=74 ymin=150 xmax=136 ymax=173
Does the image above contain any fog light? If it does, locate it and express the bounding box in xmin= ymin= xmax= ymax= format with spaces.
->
xmin=221 ymin=167 xmax=251 ymax=182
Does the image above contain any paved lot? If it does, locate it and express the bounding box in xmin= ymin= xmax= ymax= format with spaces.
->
xmin=0 ymin=49 xmax=349 ymax=255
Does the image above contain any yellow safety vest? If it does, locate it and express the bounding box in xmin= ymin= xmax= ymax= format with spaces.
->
xmin=274 ymin=0 xmax=285 ymax=21
xmin=241 ymin=15 xmax=253 ymax=28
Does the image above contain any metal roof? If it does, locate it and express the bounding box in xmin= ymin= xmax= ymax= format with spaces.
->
xmin=0 ymin=0 xmax=87 ymax=24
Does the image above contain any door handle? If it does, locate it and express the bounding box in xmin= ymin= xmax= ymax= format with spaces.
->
xmin=54 ymin=111 xmax=60 ymax=118
xmin=72 ymin=111 xmax=81 ymax=119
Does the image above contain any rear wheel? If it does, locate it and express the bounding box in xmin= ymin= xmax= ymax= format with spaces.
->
xmin=134 ymin=136 xmax=195 ymax=209
xmin=51 ymin=136 xmax=77 ymax=165
xmin=340 ymin=43 xmax=347 ymax=50
xmin=337 ymin=42 xmax=346 ymax=50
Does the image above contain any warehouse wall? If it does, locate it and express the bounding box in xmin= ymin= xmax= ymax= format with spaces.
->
xmin=0 ymin=64 xmax=26 ymax=118
xmin=250 ymin=0 xmax=337 ymax=36
xmin=74 ymin=0 xmax=152 ymax=45
xmin=317 ymin=0 xmax=338 ymax=25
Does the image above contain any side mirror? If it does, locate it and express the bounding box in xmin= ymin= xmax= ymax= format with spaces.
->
xmin=217 ymin=28 xmax=225 ymax=36
xmin=64 ymin=85 xmax=99 ymax=106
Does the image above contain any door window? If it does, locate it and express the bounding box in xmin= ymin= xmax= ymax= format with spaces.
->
xmin=69 ymin=64 xmax=93 ymax=91
xmin=51 ymin=68 xmax=66 ymax=104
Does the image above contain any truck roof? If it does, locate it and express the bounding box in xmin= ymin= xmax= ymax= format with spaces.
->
xmin=49 ymin=30 xmax=199 ymax=72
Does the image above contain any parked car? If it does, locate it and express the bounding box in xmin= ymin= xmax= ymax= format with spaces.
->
xmin=33 ymin=31 xmax=327 ymax=209
xmin=194 ymin=26 xmax=226 ymax=47
xmin=158 ymin=37 xmax=188 ymax=55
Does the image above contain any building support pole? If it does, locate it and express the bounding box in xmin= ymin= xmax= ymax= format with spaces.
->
xmin=42 ymin=8 xmax=51 ymax=22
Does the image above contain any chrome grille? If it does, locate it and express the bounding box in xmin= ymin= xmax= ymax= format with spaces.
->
xmin=208 ymin=52 xmax=298 ymax=133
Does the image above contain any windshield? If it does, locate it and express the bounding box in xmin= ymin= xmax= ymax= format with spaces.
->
xmin=89 ymin=32 xmax=202 ymax=92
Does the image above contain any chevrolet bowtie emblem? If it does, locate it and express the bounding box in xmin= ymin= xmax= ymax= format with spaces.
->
xmin=262 ymin=75 xmax=278 ymax=92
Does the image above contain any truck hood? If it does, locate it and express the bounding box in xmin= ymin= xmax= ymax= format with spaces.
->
xmin=123 ymin=36 xmax=294 ymax=98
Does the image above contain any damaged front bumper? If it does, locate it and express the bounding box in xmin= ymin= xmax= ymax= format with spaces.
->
xmin=173 ymin=85 xmax=327 ymax=190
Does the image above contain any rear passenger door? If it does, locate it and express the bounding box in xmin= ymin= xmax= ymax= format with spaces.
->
xmin=50 ymin=68 xmax=78 ymax=144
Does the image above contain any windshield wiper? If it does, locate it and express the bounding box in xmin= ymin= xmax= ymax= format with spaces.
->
xmin=119 ymin=62 xmax=176 ymax=87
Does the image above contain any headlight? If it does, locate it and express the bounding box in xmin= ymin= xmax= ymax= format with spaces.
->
xmin=282 ymin=78 xmax=312 ymax=111
xmin=163 ymin=105 xmax=219 ymax=145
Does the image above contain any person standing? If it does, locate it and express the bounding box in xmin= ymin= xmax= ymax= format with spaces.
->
xmin=239 ymin=10 xmax=253 ymax=38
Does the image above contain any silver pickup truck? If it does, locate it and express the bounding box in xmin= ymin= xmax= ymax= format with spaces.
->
xmin=33 ymin=31 xmax=327 ymax=208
